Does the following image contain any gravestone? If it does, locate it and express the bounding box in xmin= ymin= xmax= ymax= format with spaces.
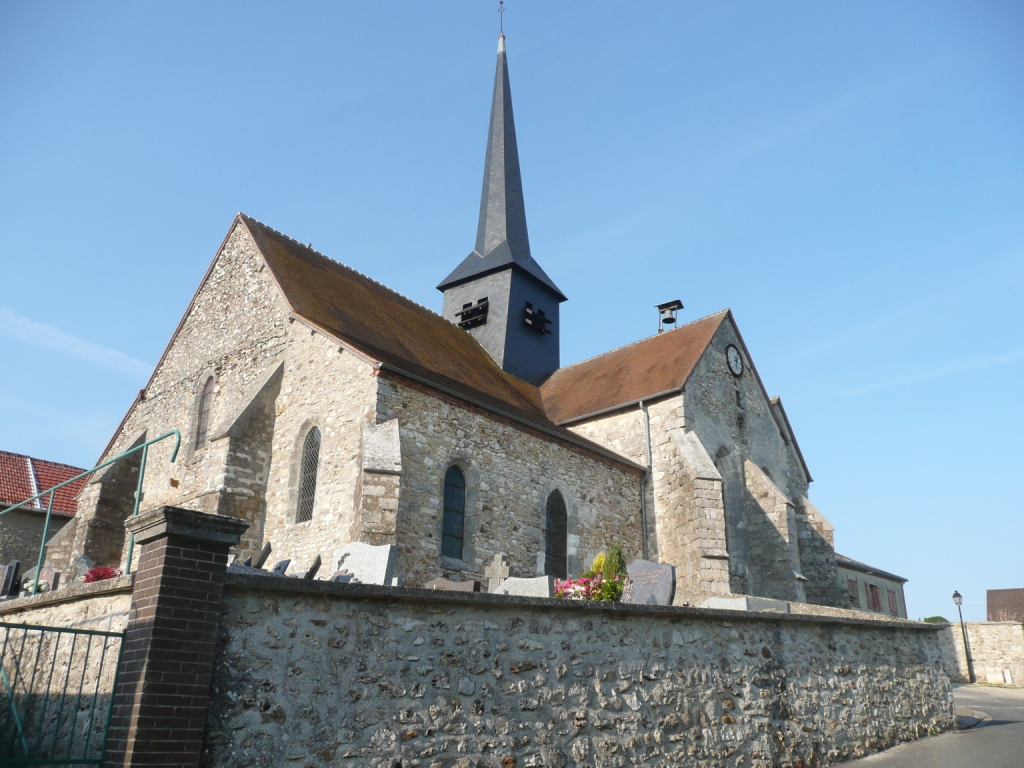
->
xmin=254 ymin=542 xmax=273 ymax=569
xmin=21 ymin=567 xmax=60 ymax=594
xmin=424 ymin=577 xmax=479 ymax=593
xmin=625 ymin=559 xmax=676 ymax=606
xmin=484 ymin=554 xmax=511 ymax=593
xmin=494 ymin=576 xmax=555 ymax=598
xmin=271 ymin=560 xmax=291 ymax=576
xmin=303 ymin=555 xmax=322 ymax=580
xmin=330 ymin=570 xmax=354 ymax=583
xmin=331 ymin=542 xmax=397 ymax=586
xmin=0 ymin=562 xmax=21 ymax=598
xmin=700 ymin=596 xmax=789 ymax=613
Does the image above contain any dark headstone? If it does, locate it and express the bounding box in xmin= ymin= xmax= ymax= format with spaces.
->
xmin=303 ymin=555 xmax=322 ymax=580
xmin=625 ymin=560 xmax=676 ymax=606
xmin=331 ymin=570 xmax=353 ymax=583
xmin=424 ymin=577 xmax=479 ymax=592
xmin=254 ymin=542 xmax=273 ymax=569
xmin=271 ymin=559 xmax=290 ymax=576
xmin=0 ymin=561 xmax=21 ymax=597
xmin=242 ymin=556 xmax=253 ymax=568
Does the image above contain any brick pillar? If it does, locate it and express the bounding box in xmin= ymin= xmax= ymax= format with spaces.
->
xmin=105 ymin=506 xmax=249 ymax=768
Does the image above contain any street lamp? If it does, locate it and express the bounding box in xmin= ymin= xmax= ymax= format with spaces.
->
xmin=952 ymin=591 xmax=976 ymax=684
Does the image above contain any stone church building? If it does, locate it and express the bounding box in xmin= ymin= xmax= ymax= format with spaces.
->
xmin=47 ymin=35 xmax=847 ymax=608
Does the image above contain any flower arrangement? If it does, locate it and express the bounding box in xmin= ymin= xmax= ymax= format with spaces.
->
xmin=83 ymin=565 xmax=123 ymax=583
xmin=555 ymin=542 xmax=631 ymax=602
xmin=21 ymin=578 xmax=49 ymax=594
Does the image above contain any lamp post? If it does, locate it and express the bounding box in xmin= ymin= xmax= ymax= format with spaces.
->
xmin=952 ymin=591 xmax=976 ymax=683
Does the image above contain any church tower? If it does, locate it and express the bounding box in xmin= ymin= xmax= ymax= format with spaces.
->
xmin=438 ymin=34 xmax=566 ymax=386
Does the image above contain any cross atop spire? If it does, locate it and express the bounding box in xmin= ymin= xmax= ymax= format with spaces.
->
xmin=437 ymin=34 xmax=565 ymax=300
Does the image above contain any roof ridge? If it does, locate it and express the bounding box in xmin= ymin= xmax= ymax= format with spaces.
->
xmin=551 ymin=309 xmax=730 ymax=376
xmin=239 ymin=213 xmax=458 ymax=329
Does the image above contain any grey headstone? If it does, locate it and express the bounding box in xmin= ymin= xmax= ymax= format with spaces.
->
xmin=484 ymin=554 xmax=511 ymax=593
xmin=700 ymin=596 xmax=790 ymax=614
xmin=271 ymin=559 xmax=291 ymax=576
xmin=303 ymin=555 xmax=322 ymax=580
xmin=494 ymin=576 xmax=554 ymax=598
xmin=20 ymin=566 xmax=59 ymax=595
xmin=625 ymin=560 xmax=676 ymax=606
xmin=254 ymin=542 xmax=273 ymax=569
xmin=331 ymin=542 xmax=397 ymax=586
xmin=424 ymin=577 xmax=479 ymax=593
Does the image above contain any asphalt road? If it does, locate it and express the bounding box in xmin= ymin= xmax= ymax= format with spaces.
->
xmin=849 ymin=684 xmax=1024 ymax=768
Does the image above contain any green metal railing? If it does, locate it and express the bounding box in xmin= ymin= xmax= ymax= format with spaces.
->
xmin=0 ymin=622 xmax=125 ymax=765
xmin=0 ymin=430 xmax=181 ymax=592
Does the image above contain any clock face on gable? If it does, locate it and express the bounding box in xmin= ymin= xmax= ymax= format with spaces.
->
xmin=726 ymin=345 xmax=744 ymax=377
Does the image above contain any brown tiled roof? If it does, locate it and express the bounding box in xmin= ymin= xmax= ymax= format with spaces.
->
xmin=541 ymin=311 xmax=728 ymax=424
xmin=0 ymin=451 xmax=86 ymax=515
xmin=239 ymin=216 xmax=642 ymax=471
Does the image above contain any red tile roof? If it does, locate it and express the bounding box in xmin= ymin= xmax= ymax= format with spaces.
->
xmin=0 ymin=451 xmax=86 ymax=516
xmin=541 ymin=311 xmax=728 ymax=424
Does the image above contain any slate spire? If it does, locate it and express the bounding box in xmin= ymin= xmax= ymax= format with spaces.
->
xmin=438 ymin=34 xmax=566 ymax=300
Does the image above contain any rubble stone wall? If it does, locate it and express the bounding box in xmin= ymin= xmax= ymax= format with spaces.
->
xmin=204 ymin=579 xmax=955 ymax=768
xmin=938 ymin=621 xmax=1024 ymax=686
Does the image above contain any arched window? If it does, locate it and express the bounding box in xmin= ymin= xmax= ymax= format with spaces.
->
xmin=296 ymin=427 xmax=321 ymax=523
xmin=544 ymin=490 xmax=568 ymax=579
xmin=195 ymin=376 xmax=215 ymax=449
xmin=441 ymin=466 xmax=466 ymax=559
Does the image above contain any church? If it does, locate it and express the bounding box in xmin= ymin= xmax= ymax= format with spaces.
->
xmin=47 ymin=34 xmax=849 ymax=609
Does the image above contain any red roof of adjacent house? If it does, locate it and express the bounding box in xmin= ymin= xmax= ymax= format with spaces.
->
xmin=0 ymin=451 xmax=86 ymax=516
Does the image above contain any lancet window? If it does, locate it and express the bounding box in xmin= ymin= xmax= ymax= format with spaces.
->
xmin=296 ymin=427 xmax=321 ymax=523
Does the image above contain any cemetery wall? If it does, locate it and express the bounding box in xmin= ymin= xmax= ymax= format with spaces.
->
xmin=0 ymin=576 xmax=132 ymax=632
xmin=376 ymin=374 xmax=646 ymax=588
xmin=937 ymin=621 xmax=1024 ymax=686
xmin=204 ymin=576 xmax=954 ymax=768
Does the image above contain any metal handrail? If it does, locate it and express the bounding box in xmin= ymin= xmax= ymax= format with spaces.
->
xmin=0 ymin=430 xmax=181 ymax=593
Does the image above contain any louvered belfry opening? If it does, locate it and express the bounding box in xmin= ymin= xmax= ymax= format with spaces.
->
xmin=442 ymin=466 xmax=466 ymax=559
xmin=544 ymin=490 xmax=568 ymax=579
xmin=195 ymin=376 xmax=214 ymax=449
xmin=296 ymin=427 xmax=321 ymax=523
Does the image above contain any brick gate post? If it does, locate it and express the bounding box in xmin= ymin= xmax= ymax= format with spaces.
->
xmin=105 ymin=506 xmax=249 ymax=768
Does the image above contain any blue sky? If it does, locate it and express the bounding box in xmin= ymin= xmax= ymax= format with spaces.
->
xmin=1 ymin=2 xmax=1021 ymax=621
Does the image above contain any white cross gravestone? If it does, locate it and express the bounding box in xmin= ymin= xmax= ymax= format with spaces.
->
xmin=331 ymin=542 xmax=397 ymax=586
xmin=484 ymin=554 xmax=511 ymax=593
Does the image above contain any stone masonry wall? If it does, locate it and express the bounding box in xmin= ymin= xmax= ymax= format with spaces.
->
xmin=0 ymin=577 xmax=132 ymax=632
xmin=258 ymin=326 xmax=377 ymax=575
xmin=938 ymin=621 xmax=1024 ymax=686
xmin=204 ymin=578 xmax=955 ymax=768
xmin=56 ymin=220 xmax=292 ymax=575
xmin=377 ymin=374 xmax=646 ymax=587
xmin=682 ymin=320 xmax=844 ymax=608
xmin=0 ymin=508 xmax=72 ymax=570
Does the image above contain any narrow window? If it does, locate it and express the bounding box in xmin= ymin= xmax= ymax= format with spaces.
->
xmin=887 ymin=588 xmax=899 ymax=615
xmin=847 ymin=578 xmax=860 ymax=607
xmin=296 ymin=427 xmax=321 ymax=523
xmin=195 ymin=376 xmax=215 ymax=449
xmin=544 ymin=490 xmax=568 ymax=579
xmin=441 ymin=466 xmax=466 ymax=559
xmin=867 ymin=584 xmax=882 ymax=611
